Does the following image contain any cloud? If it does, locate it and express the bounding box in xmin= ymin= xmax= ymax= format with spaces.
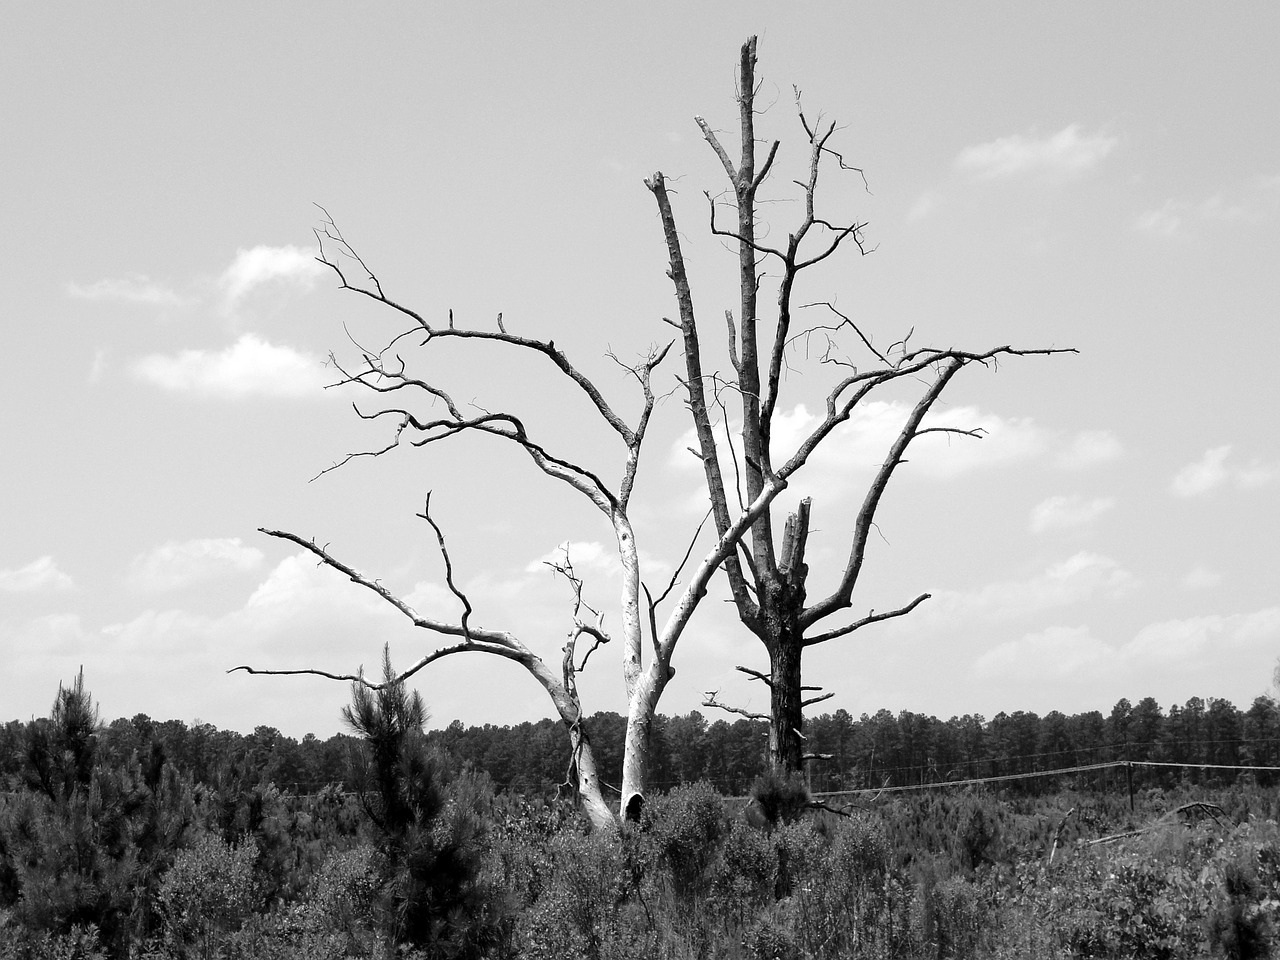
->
xmin=1170 ymin=445 xmax=1276 ymax=497
xmin=931 ymin=552 xmax=1136 ymax=623
xmin=220 ymin=245 xmax=324 ymax=306
xmin=972 ymin=607 xmax=1280 ymax=688
xmin=1056 ymin=429 xmax=1122 ymax=469
xmin=955 ymin=124 xmax=1116 ymax=181
xmin=525 ymin=541 xmax=612 ymax=574
xmin=1029 ymin=495 xmax=1115 ymax=534
xmin=1181 ymin=565 xmax=1223 ymax=590
xmin=87 ymin=552 xmax=437 ymax=670
xmin=1133 ymin=202 xmax=1187 ymax=239
xmin=0 ymin=556 xmax=74 ymax=593
xmin=66 ymin=274 xmax=184 ymax=306
xmin=127 ymin=538 xmax=266 ymax=592
xmin=769 ymin=401 xmax=1048 ymax=480
xmin=1126 ymin=608 xmax=1280 ymax=665
xmin=132 ymin=333 xmax=328 ymax=398
xmin=905 ymin=193 xmax=938 ymax=222
xmin=666 ymin=400 xmax=1053 ymax=517
xmin=1135 ymin=186 xmax=1274 ymax=239
xmin=974 ymin=625 xmax=1111 ymax=680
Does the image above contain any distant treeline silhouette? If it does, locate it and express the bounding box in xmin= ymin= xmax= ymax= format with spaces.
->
xmin=4 ymin=693 xmax=1275 ymax=799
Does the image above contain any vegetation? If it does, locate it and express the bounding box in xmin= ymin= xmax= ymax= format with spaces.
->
xmin=4 ymin=675 xmax=1280 ymax=957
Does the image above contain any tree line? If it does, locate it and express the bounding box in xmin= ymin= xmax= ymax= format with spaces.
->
xmin=5 ymin=693 xmax=1274 ymax=802
xmin=7 ymin=671 xmax=1279 ymax=958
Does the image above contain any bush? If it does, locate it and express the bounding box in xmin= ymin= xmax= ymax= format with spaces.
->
xmin=157 ymin=833 xmax=259 ymax=950
xmin=641 ymin=782 xmax=727 ymax=900
xmin=748 ymin=771 xmax=810 ymax=830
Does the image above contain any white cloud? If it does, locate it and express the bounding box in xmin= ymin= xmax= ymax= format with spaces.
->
xmin=1134 ymin=201 xmax=1187 ymax=239
xmin=955 ymin=124 xmax=1116 ymax=181
xmin=932 ymin=551 xmax=1136 ymax=623
xmin=768 ymin=401 xmax=1048 ymax=480
xmin=128 ymin=538 xmax=265 ymax=592
xmin=905 ymin=193 xmax=937 ymax=222
xmin=1057 ymin=429 xmax=1122 ymax=469
xmin=0 ymin=556 xmax=74 ymax=593
xmin=67 ymin=274 xmax=184 ymax=306
xmin=972 ymin=607 xmax=1280 ymax=688
xmin=975 ymin=624 xmax=1112 ymax=680
xmin=666 ymin=401 xmax=1052 ymax=517
xmin=1181 ymin=565 xmax=1223 ymax=591
xmin=526 ymin=541 xmax=611 ymax=574
xmin=1171 ymin=445 xmax=1276 ymax=497
xmin=1135 ymin=188 xmax=1271 ymax=239
xmin=1126 ymin=608 xmax=1280 ymax=665
xmin=220 ymin=245 xmax=324 ymax=305
xmin=1029 ymin=495 xmax=1115 ymax=534
xmin=132 ymin=333 xmax=327 ymax=398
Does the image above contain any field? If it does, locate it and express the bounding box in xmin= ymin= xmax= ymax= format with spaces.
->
xmin=4 ymin=759 xmax=1278 ymax=958
xmin=3 ymin=678 xmax=1278 ymax=958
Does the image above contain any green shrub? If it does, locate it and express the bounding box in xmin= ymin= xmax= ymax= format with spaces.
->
xmin=517 ymin=829 xmax=632 ymax=960
xmin=641 ymin=782 xmax=727 ymax=899
xmin=748 ymin=771 xmax=810 ymax=830
xmin=157 ymin=832 xmax=259 ymax=950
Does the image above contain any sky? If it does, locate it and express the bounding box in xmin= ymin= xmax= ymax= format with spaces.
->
xmin=2 ymin=3 xmax=1278 ymax=739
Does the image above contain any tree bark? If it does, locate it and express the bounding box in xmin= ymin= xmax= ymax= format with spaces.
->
xmin=678 ymin=38 xmax=1071 ymax=780
xmin=766 ymin=631 xmax=805 ymax=774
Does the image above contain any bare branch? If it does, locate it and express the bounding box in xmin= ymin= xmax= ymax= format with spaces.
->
xmin=417 ymin=492 xmax=472 ymax=641
xmin=799 ymin=300 xmax=892 ymax=366
xmin=804 ymin=592 xmax=932 ymax=646
xmin=736 ymin=665 xmax=773 ymax=687
xmin=702 ymin=689 xmax=768 ymax=722
xmin=647 ymin=172 xmax=755 ymax=621
xmin=315 ymin=208 xmax=644 ymax=451
xmin=801 ymin=691 xmax=835 ymax=709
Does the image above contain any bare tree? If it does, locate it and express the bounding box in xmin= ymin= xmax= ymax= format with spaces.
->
xmin=650 ymin=37 xmax=1073 ymax=775
xmin=232 ymin=37 xmax=1069 ymax=826
xmin=231 ymin=201 xmax=790 ymax=826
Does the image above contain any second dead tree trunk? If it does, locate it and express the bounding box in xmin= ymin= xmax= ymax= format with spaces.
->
xmin=654 ymin=37 xmax=1072 ymax=776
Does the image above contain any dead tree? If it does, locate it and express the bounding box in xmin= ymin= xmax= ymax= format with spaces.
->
xmin=230 ymin=37 xmax=1069 ymax=824
xmin=650 ymin=37 xmax=1073 ymax=775
xmin=230 ymin=201 xmax=790 ymax=827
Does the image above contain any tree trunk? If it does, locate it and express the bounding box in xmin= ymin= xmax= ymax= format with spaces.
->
xmin=766 ymin=628 xmax=806 ymax=775
xmin=620 ymin=662 xmax=669 ymax=822
xmin=567 ymin=721 xmax=615 ymax=831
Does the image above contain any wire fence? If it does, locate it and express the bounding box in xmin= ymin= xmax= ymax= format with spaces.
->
xmin=806 ymin=759 xmax=1280 ymax=801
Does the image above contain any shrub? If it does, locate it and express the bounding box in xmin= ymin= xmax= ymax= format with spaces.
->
xmin=157 ymin=832 xmax=259 ymax=950
xmin=640 ymin=782 xmax=727 ymax=900
xmin=748 ymin=771 xmax=810 ymax=830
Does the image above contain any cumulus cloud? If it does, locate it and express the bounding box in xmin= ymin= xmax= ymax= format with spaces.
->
xmin=88 ymin=552 xmax=433 ymax=670
xmin=127 ymin=538 xmax=265 ymax=592
xmin=666 ymin=401 xmax=1052 ymax=516
xmin=1181 ymin=565 xmax=1223 ymax=590
xmin=1170 ymin=445 xmax=1276 ymax=497
xmin=66 ymin=274 xmax=184 ymax=306
xmin=905 ymin=193 xmax=938 ymax=222
xmin=1029 ymin=495 xmax=1115 ymax=534
xmin=1135 ymin=189 xmax=1270 ymax=239
xmin=1056 ymin=429 xmax=1122 ymax=469
xmin=526 ymin=541 xmax=612 ymax=574
xmin=220 ymin=245 xmax=324 ymax=306
xmin=132 ymin=333 xmax=327 ymax=398
xmin=1127 ymin=608 xmax=1280 ymax=664
xmin=0 ymin=556 xmax=74 ymax=593
xmin=954 ymin=124 xmax=1116 ymax=181
xmin=974 ymin=625 xmax=1111 ymax=680
xmin=972 ymin=606 xmax=1280 ymax=689
xmin=768 ymin=401 xmax=1047 ymax=480
xmin=931 ymin=552 xmax=1136 ymax=623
